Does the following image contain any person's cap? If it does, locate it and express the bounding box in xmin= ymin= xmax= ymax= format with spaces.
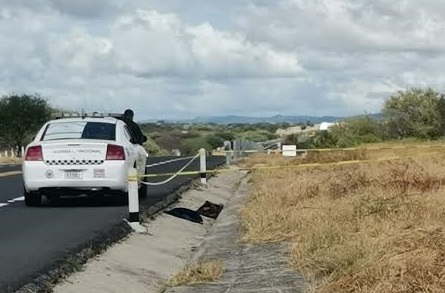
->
xmin=124 ymin=109 xmax=134 ymax=117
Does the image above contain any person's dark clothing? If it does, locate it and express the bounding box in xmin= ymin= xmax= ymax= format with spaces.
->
xmin=120 ymin=117 xmax=144 ymax=145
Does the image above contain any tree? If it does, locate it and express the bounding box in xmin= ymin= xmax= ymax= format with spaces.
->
xmin=330 ymin=116 xmax=382 ymax=146
xmin=0 ymin=94 xmax=52 ymax=155
xmin=154 ymin=132 xmax=183 ymax=152
xmin=437 ymin=94 xmax=445 ymax=137
xmin=181 ymin=137 xmax=213 ymax=156
xmin=214 ymin=132 xmax=236 ymax=141
xmin=206 ymin=135 xmax=225 ymax=149
xmin=382 ymin=87 xmax=442 ymax=139
xmin=143 ymin=137 xmax=169 ymax=156
xmin=311 ymin=130 xmax=338 ymax=148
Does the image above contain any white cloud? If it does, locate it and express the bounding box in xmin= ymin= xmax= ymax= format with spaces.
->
xmin=233 ymin=0 xmax=445 ymax=115
xmin=187 ymin=23 xmax=302 ymax=78
xmin=110 ymin=10 xmax=195 ymax=77
xmin=44 ymin=8 xmax=302 ymax=80
xmin=48 ymin=0 xmax=122 ymax=18
xmin=50 ymin=28 xmax=114 ymax=72
xmin=0 ymin=0 xmax=445 ymax=119
xmin=237 ymin=0 xmax=445 ymax=53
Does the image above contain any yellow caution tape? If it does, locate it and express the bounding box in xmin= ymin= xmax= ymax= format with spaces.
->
xmin=132 ymin=150 xmax=443 ymax=179
xmin=306 ymin=144 xmax=445 ymax=152
xmin=217 ymin=144 xmax=445 ymax=154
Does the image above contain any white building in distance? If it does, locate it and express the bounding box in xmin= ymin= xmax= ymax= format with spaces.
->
xmin=319 ymin=122 xmax=335 ymax=131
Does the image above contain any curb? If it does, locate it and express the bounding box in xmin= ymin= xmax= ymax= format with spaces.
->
xmin=162 ymin=170 xmax=248 ymax=293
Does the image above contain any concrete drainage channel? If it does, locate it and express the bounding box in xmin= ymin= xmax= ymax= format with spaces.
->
xmin=49 ymin=168 xmax=246 ymax=293
xmin=15 ymin=159 xmax=226 ymax=293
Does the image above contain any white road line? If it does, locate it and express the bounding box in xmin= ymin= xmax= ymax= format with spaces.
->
xmin=145 ymin=156 xmax=195 ymax=168
xmin=0 ymin=196 xmax=24 ymax=208
xmin=0 ymin=171 xmax=22 ymax=177
xmin=7 ymin=196 xmax=24 ymax=203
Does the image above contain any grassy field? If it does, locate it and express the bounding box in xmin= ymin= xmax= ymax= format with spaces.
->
xmin=239 ymin=143 xmax=445 ymax=292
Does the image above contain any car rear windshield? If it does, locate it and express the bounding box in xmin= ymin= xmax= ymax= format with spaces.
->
xmin=41 ymin=121 xmax=116 ymax=141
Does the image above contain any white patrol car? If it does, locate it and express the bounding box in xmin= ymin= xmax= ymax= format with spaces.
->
xmin=22 ymin=113 xmax=148 ymax=206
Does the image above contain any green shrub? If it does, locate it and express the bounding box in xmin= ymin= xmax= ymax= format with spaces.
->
xmin=206 ymin=135 xmax=225 ymax=149
xmin=214 ymin=132 xmax=236 ymax=141
xmin=144 ymin=138 xmax=169 ymax=156
xmin=382 ymin=87 xmax=442 ymax=139
xmin=245 ymin=133 xmax=268 ymax=142
xmin=181 ymin=137 xmax=213 ymax=156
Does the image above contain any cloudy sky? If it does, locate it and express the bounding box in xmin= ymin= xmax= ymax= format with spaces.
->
xmin=0 ymin=0 xmax=443 ymax=120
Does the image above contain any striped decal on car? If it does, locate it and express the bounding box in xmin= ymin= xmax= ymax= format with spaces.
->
xmin=45 ymin=160 xmax=104 ymax=165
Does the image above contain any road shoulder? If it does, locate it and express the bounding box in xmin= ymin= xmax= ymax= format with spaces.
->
xmin=53 ymin=166 xmax=306 ymax=293
xmin=52 ymin=167 xmax=245 ymax=293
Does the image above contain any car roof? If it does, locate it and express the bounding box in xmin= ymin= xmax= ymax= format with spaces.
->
xmin=47 ymin=117 xmax=119 ymax=124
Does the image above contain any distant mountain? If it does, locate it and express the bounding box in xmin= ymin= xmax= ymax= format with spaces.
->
xmin=187 ymin=114 xmax=382 ymax=125
xmin=139 ymin=113 xmax=382 ymax=125
xmin=187 ymin=115 xmax=336 ymax=124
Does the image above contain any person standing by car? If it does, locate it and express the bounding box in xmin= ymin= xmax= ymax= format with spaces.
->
xmin=121 ymin=109 xmax=145 ymax=145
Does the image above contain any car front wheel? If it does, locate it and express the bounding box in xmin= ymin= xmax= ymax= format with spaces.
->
xmin=24 ymin=189 xmax=42 ymax=207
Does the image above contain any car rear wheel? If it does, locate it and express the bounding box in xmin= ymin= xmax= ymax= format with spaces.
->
xmin=24 ymin=190 xmax=42 ymax=207
xmin=47 ymin=195 xmax=61 ymax=205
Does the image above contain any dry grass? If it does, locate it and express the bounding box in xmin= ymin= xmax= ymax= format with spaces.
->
xmin=240 ymin=145 xmax=445 ymax=293
xmin=360 ymin=138 xmax=445 ymax=148
xmin=239 ymin=149 xmax=368 ymax=169
xmin=168 ymin=260 xmax=223 ymax=287
xmin=239 ymin=143 xmax=445 ymax=169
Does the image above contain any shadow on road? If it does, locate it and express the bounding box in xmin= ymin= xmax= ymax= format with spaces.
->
xmin=39 ymin=195 xmax=128 ymax=208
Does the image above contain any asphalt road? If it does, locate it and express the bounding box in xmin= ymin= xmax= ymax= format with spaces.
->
xmin=0 ymin=156 xmax=225 ymax=293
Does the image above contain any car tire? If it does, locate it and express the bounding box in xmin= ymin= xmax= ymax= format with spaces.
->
xmin=47 ymin=195 xmax=61 ymax=206
xmin=24 ymin=190 xmax=42 ymax=207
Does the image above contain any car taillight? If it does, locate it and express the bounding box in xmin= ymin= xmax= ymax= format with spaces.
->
xmin=106 ymin=144 xmax=125 ymax=160
xmin=25 ymin=145 xmax=43 ymax=161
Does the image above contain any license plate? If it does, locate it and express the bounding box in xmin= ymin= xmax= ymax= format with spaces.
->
xmin=94 ymin=169 xmax=105 ymax=178
xmin=64 ymin=171 xmax=82 ymax=180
